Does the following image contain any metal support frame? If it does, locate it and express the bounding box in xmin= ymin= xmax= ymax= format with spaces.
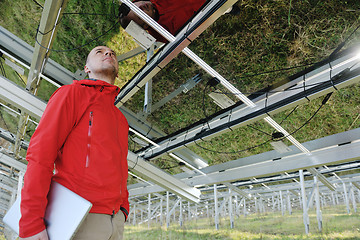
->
xmin=26 ymin=0 xmax=68 ymax=91
xmin=0 ymin=26 xmax=74 ymax=86
xmin=350 ymin=183 xmax=357 ymax=212
xmin=214 ymin=184 xmax=219 ymax=230
xmin=127 ymin=151 xmax=200 ymax=203
xmin=179 ymin=199 xmax=183 ymax=226
xmin=147 ymin=193 xmax=151 ymax=227
xmin=144 ymin=45 xmax=155 ymax=114
xmin=139 ymin=51 xmax=360 ymax=162
xmin=116 ymin=0 xmax=238 ymax=105
xmin=314 ymin=176 xmax=323 ymax=232
xmin=166 ymin=191 xmax=170 ymax=227
xmin=0 ymin=76 xmax=46 ymax=120
xmin=343 ymin=182 xmax=350 ymax=214
xmin=147 ymin=74 xmax=202 ymax=114
xmin=287 ymin=190 xmax=292 ymax=215
xmin=229 ymin=189 xmax=234 ymax=229
xmin=300 ymin=169 xmax=310 ymax=234
xmin=280 ymin=191 xmax=284 ymax=216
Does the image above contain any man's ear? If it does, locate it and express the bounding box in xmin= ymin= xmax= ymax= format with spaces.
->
xmin=84 ymin=65 xmax=90 ymax=74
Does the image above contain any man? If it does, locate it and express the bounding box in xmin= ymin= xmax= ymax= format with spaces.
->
xmin=120 ymin=0 xmax=207 ymax=42
xmin=19 ymin=46 xmax=129 ymax=240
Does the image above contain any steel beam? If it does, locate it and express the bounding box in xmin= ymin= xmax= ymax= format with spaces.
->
xmin=140 ymin=60 xmax=360 ymax=160
xmin=128 ymin=128 xmax=360 ymax=196
xmin=0 ymin=75 xmax=46 ymax=120
xmin=127 ymin=151 xmax=201 ymax=203
xmin=26 ymin=0 xmax=69 ymax=91
xmin=0 ymin=26 xmax=73 ymax=86
xmin=185 ymin=140 xmax=360 ymax=187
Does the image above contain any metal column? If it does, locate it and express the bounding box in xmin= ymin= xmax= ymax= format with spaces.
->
xmin=300 ymin=169 xmax=310 ymax=234
xmin=188 ymin=201 xmax=191 ymax=221
xmin=148 ymin=193 xmax=151 ymax=228
xmin=280 ymin=191 xmax=284 ymax=216
xmin=160 ymin=197 xmax=163 ymax=226
xmin=229 ymin=189 xmax=234 ymax=228
xmin=314 ymin=176 xmax=322 ymax=232
xmin=179 ymin=199 xmax=183 ymax=226
xmin=133 ymin=204 xmax=136 ymax=225
xmin=350 ymin=183 xmax=357 ymax=213
xmin=214 ymin=184 xmax=219 ymax=230
xmin=143 ymin=45 xmax=155 ymax=114
xmin=287 ymin=190 xmax=292 ymax=215
xmin=166 ymin=191 xmax=170 ymax=228
xmin=343 ymin=182 xmax=350 ymax=213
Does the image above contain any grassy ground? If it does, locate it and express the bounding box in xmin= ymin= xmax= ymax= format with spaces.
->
xmin=123 ymin=206 xmax=360 ymax=240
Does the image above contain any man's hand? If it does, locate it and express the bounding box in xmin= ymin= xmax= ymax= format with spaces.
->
xmin=20 ymin=229 xmax=49 ymax=240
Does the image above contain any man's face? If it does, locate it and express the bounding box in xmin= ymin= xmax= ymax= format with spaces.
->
xmin=126 ymin=1 xmax=156 ymax=30
xmin=85 ymin=46 xmax=119 ymax=80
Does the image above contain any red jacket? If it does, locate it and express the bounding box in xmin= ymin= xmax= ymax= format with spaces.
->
xmin=19 ymin=79 xmax=129 ymax=238
xmin=148 ymin=0 xmax=207 ymax=42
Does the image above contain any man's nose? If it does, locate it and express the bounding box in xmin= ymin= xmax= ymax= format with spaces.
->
xmin=105 ymin=51 xmax=113 ymax=56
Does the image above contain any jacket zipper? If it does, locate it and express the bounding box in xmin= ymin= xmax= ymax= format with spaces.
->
xmin=85 ymin=111 xmax=93 ymax=168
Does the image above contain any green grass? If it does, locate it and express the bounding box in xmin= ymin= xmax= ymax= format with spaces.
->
xmin=124 ymin=206 xmax=360 ymax=240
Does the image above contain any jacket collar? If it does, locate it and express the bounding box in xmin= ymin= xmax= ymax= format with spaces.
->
xmin=73 ymin=79 xmax=120 ymax=94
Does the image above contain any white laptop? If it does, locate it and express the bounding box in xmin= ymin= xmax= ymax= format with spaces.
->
xmin=3 ymin=181 xmax=92 ymax=240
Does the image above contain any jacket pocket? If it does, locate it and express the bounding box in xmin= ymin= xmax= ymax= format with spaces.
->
xmin=85 ymin=111 xmax=93 ymax=168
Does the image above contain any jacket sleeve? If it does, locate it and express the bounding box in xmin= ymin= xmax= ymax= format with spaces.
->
xmin=19 ymin=86 xmax=77 ymax=238
xmin=120 ymin=167 xmax=129 ymax=221
xmin=120 ymin=131 xmax=129 ymax=221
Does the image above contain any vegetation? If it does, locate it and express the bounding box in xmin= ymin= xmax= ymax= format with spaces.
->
xmin=124 ymin=206 xmax=360 ymax=240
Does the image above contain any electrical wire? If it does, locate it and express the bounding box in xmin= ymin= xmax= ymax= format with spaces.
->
xmin=237 ymin=62 xmax=315 ymax=80
xmin=0 ymin=107 xmax=12 ymax=134
xmin=0 ymin=59 xmax=7 ymax=78
xmin=15 ymin=71 xmax=26 ymax=86
xmin=193 ymin=93 xmax=332 ymax=155
xmin=202 ymin=83 xmax=212 ymax=130
xmin=277 ymin=92 xmax=333 ymax=141
xmin=35 ymin=19 xmax=121 ymax=52
xmin=32 ymin=0 xmax=43 ymax=9
xmin=31 ymin=0 xmax=119 ymax=52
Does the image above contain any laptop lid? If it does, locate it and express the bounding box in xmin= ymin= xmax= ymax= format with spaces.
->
xmin=3 ymin=181 xmax=92 ymax=240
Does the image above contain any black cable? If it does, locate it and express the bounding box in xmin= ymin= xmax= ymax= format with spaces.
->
xmin=194 ymin=137 xmax=272 ymax=155
xmin=193 ymin=93 xmax=332 ymax=155
xmin=247 ymin=124 xmax=272 ymax=137
xmin=202 ymin=84 xmax=211 ymax=129
xmin=129 ymin=136 xmax=137 ymax=152
xmin=35 ymin=19 xmax=121 ymax=52
xmin=162 ymin=164 xmax=180 ymax=170
xmin=275 ymin=106 xmax=298 ymax=131
xmin=63 ymin=12 xmax=115 ymax=16
xmin=329 ymin=22 xmax=360 ymax=60
xmin=238 ymin=62 xmax=316 ymax=80
xmin=211 ymin=81 xmax=325 ymax=96
xmin=277 ymin=92 xmax=333 ymax=141
xmin=15 ymin=71 xmax=26 ymax=85
xmin=0 ymin=60 xmax=7 ymax=78
xmin=0 ymin=107 xmax=11 ymax=133
xmin=37 ymin=11 xmax=117 ymax=37
xmin=32 ymin=0 xmax=43 ymax=9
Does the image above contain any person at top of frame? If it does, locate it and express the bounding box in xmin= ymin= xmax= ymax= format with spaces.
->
xmin=19 ymin=46 xmax=129 ymax=240
xmin=119 ymin=0 xmax=208 ymax=42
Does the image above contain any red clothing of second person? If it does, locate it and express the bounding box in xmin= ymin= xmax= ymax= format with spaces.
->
xmin=148 ymin=0 xmax=207 ymax=42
